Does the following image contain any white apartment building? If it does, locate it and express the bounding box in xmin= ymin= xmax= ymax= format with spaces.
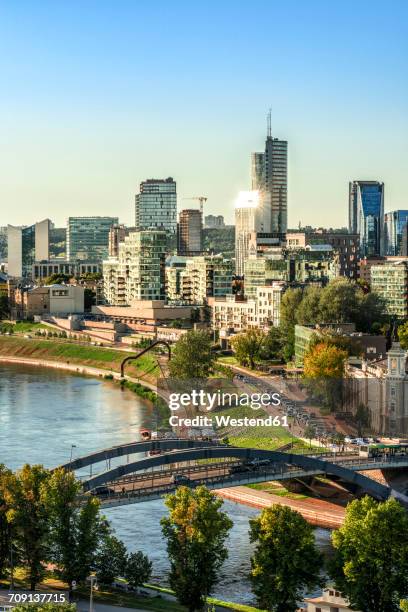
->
xmin=303 ymin=587 xmax=360 ymax=611
xmin=210 ymin=283 xmax=285 ymax=334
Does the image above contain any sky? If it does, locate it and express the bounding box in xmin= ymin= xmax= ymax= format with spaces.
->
xmin=0 ymin=0 xmax=407 ymax=228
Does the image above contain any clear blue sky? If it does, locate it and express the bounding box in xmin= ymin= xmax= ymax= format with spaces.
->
xmin=0 ymin=0 xmax=407 ymax=227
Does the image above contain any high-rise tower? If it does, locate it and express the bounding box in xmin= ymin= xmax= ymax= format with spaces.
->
xmin=251 ymin=112 xmax=288 ymax=235
xmin=349 ymin=181 xmax=384 ymax=256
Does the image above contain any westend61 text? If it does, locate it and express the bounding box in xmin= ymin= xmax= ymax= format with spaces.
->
xmin=169 ymin=414 xmax=288 ymax=428
xmin=168 ymin=390 xmax=282 ymax=412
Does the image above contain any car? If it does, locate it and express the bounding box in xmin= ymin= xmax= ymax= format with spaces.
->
xmin=91 ymin=485 xmax=115 ymax=497
xmin=244 ymin=458 xmax=272 ymax=470
xmin=171 ymin=473 xmax=191 ymax=485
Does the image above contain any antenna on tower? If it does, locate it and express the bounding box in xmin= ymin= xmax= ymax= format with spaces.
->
xmin=267 ymin=108 xmax=272 ymax=138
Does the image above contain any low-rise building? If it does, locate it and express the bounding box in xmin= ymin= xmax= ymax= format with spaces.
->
xmin=32 ymin=260 xmax=101 ymax=280
xmin=11 ymin=284 xmax=84 ymax=319
xmin=294 ymin=323 xmax=386 ymax=367
xmin=303 ymin=587 xmax=360 ymax=611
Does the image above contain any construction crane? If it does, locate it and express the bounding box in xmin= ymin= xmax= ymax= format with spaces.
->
xmin=182 ymin=196 xmax=208 ymax=215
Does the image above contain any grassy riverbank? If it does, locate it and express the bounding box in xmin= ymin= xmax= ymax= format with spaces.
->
xmin=0 ymin=335 xmax=159 ymax=382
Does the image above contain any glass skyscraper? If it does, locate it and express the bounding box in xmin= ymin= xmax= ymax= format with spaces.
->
xmin=384 ymin=210 xmax=408 ymax=256
xmin=349 ymin=181 xmax=384 ymax=256
xmin=135 ymin=177 xmax=177 ymax=235
xmin=7 ymin=219 xmax=50 ymax=277
xmin=67 ymin=216 xmax=118 ymax=262
xmin=251 ymin=120 xmax=288 ymax=235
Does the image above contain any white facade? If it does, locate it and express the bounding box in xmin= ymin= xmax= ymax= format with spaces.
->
xmin=47 ymin=284 xmax=85 ymax=314
xmin=304 ymin=588 xmax=360 ymax=611
xmin=256 ymin=283 xmax=285 ymax=327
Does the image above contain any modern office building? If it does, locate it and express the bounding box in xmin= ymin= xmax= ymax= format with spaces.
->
xmin=349 ymin=181 xmax=384 ymax=256
xmin=32 ymin=260 xmax=101 ymax=280
xmin=7 ymin=219 xmax=51 ymax=278
xmin=251 ymin=114 xmax=288 ymax=235
xmin=134 ymin=177 xmax=177 ymax=243
xmin=286 ymin=228 xmax=360 ymax=279
xmin=383 ymin=210 xmax=408 ymax=256
xmin=370 ymin=260 xmax=408 ymax=318
xmin=178 ymin=209 xmax=203 ymax=255
xmin=67 ymin=216 xmax=118 ymax=262
xmin=103 ymin=230 xmax=167 ymax=305
xmin=204 ymin=215 xmax=225 ymax=228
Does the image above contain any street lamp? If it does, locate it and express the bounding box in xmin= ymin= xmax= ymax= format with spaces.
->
xmin=69 ymin=444 xmax=77 ymax=467
xmin=89 ymin=575 xmax=97 ymax=612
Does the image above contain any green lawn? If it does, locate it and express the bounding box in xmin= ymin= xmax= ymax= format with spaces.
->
xmin=0 ymin=335 xmax=158 ymax=378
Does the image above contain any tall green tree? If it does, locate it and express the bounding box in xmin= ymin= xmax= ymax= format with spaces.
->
xmin=260 ymin=326 xmax=285 ymax=362
xmin=249 ymin=505 xmax=323 ymax=612
xmin=279 ymin=288 xmax=303 ymax=360
xmin=43 ymin=468 xmax=103 ymax=589
xmin=94 ymin=533 xmax=127 ymax=585
xmin=4 ymin=465 xmax=50 ymax=590
xmin=124 ymin=551 xmax=152 ymax=590
xmin=168 ymin=330 xmax=214 ymax=379
xmin=330 ymin=496 xmax=408 ymax=612
xmin=230 ymin=329 xmax=266 ymax=369
xmin=398 ymin=321 xmax=408 ymax=350
xmin=318 ymin=278 xmax=360 ymax=324
xmin=0 ymin=464 xmax=12 ymax=578
xmin=296 ymin=285 xmax=322 ymax=325
xmin=354 ymin=402 xmax=370 ymax=437
xmin=161 ymin=486 xmax=233 ymax=611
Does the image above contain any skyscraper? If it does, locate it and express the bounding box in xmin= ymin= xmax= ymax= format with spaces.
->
xmin=7 ymin=219 xmax=51 ymax=278
xmin=178 ymin=209 xmax=202 ymax=255
xmin=234 ymin=191 xmax=261 ymax=276
xmin=135 ymin=177 xmax=177 ymax=238
xmin=383 ymin=210 xmax=408 ymax=256
xmin=67 ymin=217 xmax=118 ymax=262
xmin=349 ymin=181 xmax=384 ymax=257
xmin=251 ymin=113 xmax=288 ymax=235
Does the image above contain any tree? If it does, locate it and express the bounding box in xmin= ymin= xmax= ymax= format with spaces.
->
xmin=44 ymin=273 xmax=72 ymax=285
xmin=0 ymin=294 xmax=9 ymax=320
xmin=330 ymin=496 xmax=408 ymax=612
xmin=260 ymin=326 xmax=285 ymax=362
xmin=43 ymin=468 xmax=103 ymax=589
xmin=279 ymin=288 xmax=303 ymax=360
xmin=303 ymin=342 xmax=348 ymax=411
xmin=249 ymin=505 xmax=323 ymax=612
xmin=94 ymin=534 xmax=127 ymax=585
xmin=357 ymin=290 xmax=385 ymax=332
xmin=124 ymin=551 xmax=152 ymax=590
xmin=318 ymin=278 xmax=360 ymax=324
xmin=296 ymin=286 xmax=322 ymax=325
xmin=4 ymin=465 xmax=50 ymax=590
xmin=0 ymin=464 xmax=12 ymax=578
xmin=304 ymin=424 xmax=316 ymax=448
xmin=161 ymin=486 xmax=233 ymax=611
xmin=398 ymin=321 xmax=408 ymax=350
xmin=354 ymin=402 xmax=370 ymax=437
xmin=84 ymin=288 xmax=95 ymax=311
xmin=230 ymin=329 xmax=266 ymax=369
xmin=168 ymin=331 xmax=215 ymax=379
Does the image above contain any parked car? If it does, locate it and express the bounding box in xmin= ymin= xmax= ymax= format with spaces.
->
xmin=171 ymin=473 xmax=191 ymax=485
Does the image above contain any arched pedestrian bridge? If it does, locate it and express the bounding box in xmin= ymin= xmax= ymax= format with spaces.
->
xmin=58 ymin=439 xmax=408 ymax=509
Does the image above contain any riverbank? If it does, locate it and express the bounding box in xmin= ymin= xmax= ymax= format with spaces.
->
xmin=0 ymin=336 xmax=159 ymax=383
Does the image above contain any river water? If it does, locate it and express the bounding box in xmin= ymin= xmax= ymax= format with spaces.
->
xmin=0 ymin=363 xmax=332 ymax=606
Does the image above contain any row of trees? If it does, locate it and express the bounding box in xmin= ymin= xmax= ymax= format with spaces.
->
xmin=0 ymin=465 xmax=151 ymax=593
xmin=162 ymin=486 xmax=408 ymax=612
xmin=1 ymin=466 xmax=408 ymax=612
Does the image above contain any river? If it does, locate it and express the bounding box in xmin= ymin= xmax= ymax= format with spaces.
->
xmin=0 ymin=363 xmax=332 ymax=606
